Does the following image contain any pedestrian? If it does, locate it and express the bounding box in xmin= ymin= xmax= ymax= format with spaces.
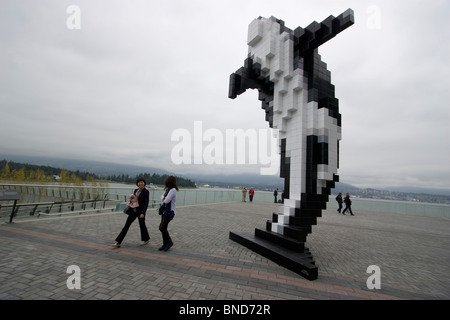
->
xmin=249 ymin=187 xmax=255 ymax=202
xmin=242 ymin=187 xmax=247 ymax=202
xmin=342 ymin=192 xmax=354 ymax=215
xmin=112 ymin=178 xmax=151 ymax=248
xmin=159 ymin=175 xmax=179 ymax=251
xmin=273 ymin=188 xmax=278 ymax=203
xmin=335 ymin=192 xmax=343 ymax=213
xmin=281 ymin=190 xmax=285 ymax=203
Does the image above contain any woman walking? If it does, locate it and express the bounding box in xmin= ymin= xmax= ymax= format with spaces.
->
xmin=112 ymin=178 xmax=151 ymax=247
xmin=159 ymin=175 xmax=179 ymax=251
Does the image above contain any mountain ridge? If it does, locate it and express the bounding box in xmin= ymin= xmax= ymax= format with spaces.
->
xmin=1 ymin=153 xmax=449 ymax=198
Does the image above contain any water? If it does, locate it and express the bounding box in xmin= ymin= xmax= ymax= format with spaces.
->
xmin=1 ymin=183 xmax=449 ymax=219
xmin=344 ymin=197 xmax=450 ymax=219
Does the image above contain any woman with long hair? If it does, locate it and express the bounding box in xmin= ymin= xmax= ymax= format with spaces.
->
xmin=159 ymin=175 xmax=179 ymax=251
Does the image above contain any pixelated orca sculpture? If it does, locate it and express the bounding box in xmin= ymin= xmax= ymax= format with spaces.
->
xmin=228 ymin=10 xmax=354 ymax=280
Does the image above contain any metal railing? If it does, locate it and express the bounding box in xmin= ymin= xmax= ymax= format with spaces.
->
xmin=1 ymin=183 xmax=449 ymax=222
xmin=0 ymin=183 xmax=121 ymax=222
xmin=0 ymin=183 xmax=261 ymax=222
xmin=0 ymin=198 xmax=119 ymax=222
xmin=0 ymin=183 xmax=273 ymax=206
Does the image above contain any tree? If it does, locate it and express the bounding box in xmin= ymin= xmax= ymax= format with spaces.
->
xmin=12 ymin=167 xmax=26 ymax=181
xmin=0 ymin=162 xmax=10 ymax=179
xmin=59 ymin=170 xmax=71 ymax=184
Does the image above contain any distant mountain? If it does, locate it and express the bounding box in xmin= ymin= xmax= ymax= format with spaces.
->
xmin=0 ymin=153 xmax=170 ymax=177
xmin=0 ymin=153 xmax=284 ymax=190
xmin=332 ymin=183 xmax=450 ymax=204
xmin=2 ymin=153 xmax=449 ymax=200
xmin=183 ymin=172 xmax=284 ymax=190
xmin=383 ymin=186 xmax=450 ymax=196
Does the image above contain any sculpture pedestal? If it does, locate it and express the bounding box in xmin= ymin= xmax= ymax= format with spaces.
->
xmin=229 ymin=228 xmax=318 ymax=281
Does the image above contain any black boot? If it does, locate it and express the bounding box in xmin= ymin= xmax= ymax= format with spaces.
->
xmin=164 ymin=237 xmax=173 ymax=251
xmin=158 ymin=238 xmax=166 ymax=251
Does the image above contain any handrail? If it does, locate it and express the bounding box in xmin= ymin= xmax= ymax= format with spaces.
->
xmin=0 ymin=198 xmax=119 ymax=208
xmin=0 ymin=198 xmax=120 ymax=222
xmin=0 ymin=183 xmax=276 ymax=222
xmin=0 ymin=183 xmax=161 ymax=190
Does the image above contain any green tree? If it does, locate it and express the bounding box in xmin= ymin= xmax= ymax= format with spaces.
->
xmin=0 ymin=162 xmax=11 ymax=180
xmin=11 ymin=167 xmax=26 ymax=181
xmin=59 ymin=169 xmax=71 ymax=184
xmin=35 ymin=169 xmax=49 ymax=182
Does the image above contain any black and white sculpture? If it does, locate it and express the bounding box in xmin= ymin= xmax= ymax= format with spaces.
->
xmin=229 ymin=9 xmax=354 ymax=280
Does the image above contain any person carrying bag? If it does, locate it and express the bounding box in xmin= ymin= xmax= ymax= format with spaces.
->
xmin=158 ymin=190 xmax=169 ymax=215
xmin=159 ymin=176 xmax=179 ymax=251
xmin=113 ymin=178 xmax=151 ymax=248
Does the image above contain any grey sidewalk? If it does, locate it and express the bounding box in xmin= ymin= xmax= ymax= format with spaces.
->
xmin=0 ymin=200 xmax=449 ymax=300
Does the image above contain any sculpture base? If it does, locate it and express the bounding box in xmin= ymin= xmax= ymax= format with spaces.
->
xmin=229 ymin=230 xmax=318 ymax=281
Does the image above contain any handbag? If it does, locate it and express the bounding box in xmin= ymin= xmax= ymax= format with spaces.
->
xmin=158 ymin=203 xmax=165 ymax=215
xmin=158 ymin=189 xmax=170 ymax=215
xmin=123 ymin=206 xmax=132 ymax=215
xmin=162 ymin=210 xmax=175 ymax=222
xmin=161 ymin=201 xmax=173 ymax=220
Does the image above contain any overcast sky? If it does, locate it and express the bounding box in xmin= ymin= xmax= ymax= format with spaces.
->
xmin=1 ymin=0 xmax=449 ymax=191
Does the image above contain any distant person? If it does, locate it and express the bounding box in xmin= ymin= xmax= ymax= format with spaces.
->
xmin=335 ymin=192 xmax=343 ymax=213
xmin=342 ymin=193 xmax=354 ymax=215
xmin=159 ymin=175 xmax=179 ymax=251
xmin=281 ymin=190 xmax=285 ymax=203
xmin=112 ymin=178 xmax=151 ymax=248
xmin=242 ymin=187 xmax=247 ymax=202
xmin=273 ymin=188 xmax=278 ymax=203
xmin=249 ymin=187 xmax=255 ymax=202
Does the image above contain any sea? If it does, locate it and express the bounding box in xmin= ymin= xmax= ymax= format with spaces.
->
xmin=1 ymin=182 xmax=449 ymax=219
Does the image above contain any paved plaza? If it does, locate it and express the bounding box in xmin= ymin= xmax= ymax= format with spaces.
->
xmin=0 ymin=200 xmax=449 ymax=301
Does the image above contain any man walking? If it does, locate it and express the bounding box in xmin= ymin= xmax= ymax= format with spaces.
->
xmin=335 ymin=192 xmax=343 ymax=213
xmin=342 ymin=193 xmax=354 ymax=215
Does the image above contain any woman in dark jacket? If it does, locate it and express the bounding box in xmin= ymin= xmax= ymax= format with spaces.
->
xmin=112 ymin=178 xmax=151 ymax=247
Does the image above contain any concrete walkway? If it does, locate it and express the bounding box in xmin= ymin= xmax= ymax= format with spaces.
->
xmin=0 ymin=201 xmax=449 ymax=301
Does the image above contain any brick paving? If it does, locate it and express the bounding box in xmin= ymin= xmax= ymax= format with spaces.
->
xmin=0 ymin=201 xmax=449 ymax=301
